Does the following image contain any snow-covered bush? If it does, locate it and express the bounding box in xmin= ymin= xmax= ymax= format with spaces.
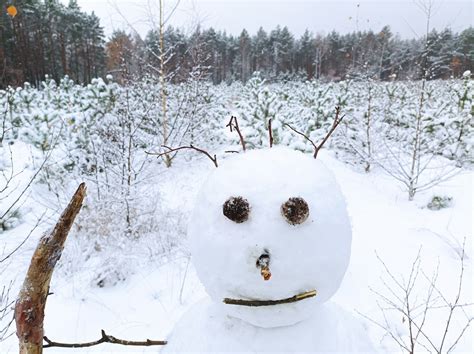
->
xmin=1 ymin=74 xmax=472 ymax=288
xmin=234 ymin=73 xmax=283 ymax=148
xmin=426 ymin=195 xmax=453 ymax=210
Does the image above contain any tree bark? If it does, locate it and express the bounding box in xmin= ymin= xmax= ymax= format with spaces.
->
xmin=14 ymin=183 xmax=87 ymax=354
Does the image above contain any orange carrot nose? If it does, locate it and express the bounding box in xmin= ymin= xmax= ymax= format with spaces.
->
xmin=257 ymin=253 xmax=271 ymax=281
xmin=260 ymin=266 xmax=271 ymax=281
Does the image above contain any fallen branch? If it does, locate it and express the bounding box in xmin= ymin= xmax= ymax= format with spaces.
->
xmin=43 ymin=330 xmax=167 ymax=348
xmin=223 ymin=290 xmax=316 ymax=307
xmin=146 ymin=144 xmax=218 ymax=168
xmin=226 ymin=116 xmax=246 ymax=152
xmin=15 ymin=183 xmax=86 ymax=354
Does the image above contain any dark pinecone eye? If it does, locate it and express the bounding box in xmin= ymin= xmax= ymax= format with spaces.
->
xmin=223 ymin=196 xmax=250 ymax=223
xmin=281 ymin=197 xmax=309 ymax=225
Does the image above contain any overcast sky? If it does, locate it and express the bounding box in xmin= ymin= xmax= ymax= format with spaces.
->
xmin=66 ymin=0 xmax=472 ymax=39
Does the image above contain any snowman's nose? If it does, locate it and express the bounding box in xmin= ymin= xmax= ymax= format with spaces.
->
xmin=256 ymin=253 xmax=271 ymax=281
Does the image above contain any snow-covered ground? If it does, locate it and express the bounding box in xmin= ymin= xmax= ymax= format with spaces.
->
xmin=1 ymin=76 xmax=472 ymax=352
xmin=1 ymin=147 xmax=472 ymax=353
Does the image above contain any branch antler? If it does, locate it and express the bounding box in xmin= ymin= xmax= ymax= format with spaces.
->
xmin=146 ymin=145 xmax=218 ymax=167
xmin=283 ymin=106 xmax=345 ymax=159
xmin=226 ymin=116 xmax=246 ymax=152
xmin=314 ymin=106 xmax=345 ymax=158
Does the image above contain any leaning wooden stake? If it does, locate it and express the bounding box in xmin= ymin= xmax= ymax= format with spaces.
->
xmin=14 ymin=183 xmax=87 ymax=354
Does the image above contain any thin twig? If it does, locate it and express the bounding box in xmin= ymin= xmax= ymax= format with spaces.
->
xmin=369 ymin=241 xmax=472 ymax=353
xmin=0 ymin=211 xmax=46 ymax=263
xmin=439 ymin=236 xmax=467 ymax=353
xmin=146 ymin=145 xmax=218 ymax=167
xmin=0 ymin=148 xmax=51 ymax=221
xmin=356 ymin=309 xmax=410 ymax=352
xmin=179 ymin=257 xmax=191 ymax=305
xmin=447 ymin=317 xmax=473 ymax=353
xmin=282 ymin=106 xmax=344 ymax=159
xmin=314 ymin=106 xmax=345 ymax=158
xmin=43 ymin=330 xmax=167 ymax=348
xmin=282 ymin=122 xmax=318 ymax=151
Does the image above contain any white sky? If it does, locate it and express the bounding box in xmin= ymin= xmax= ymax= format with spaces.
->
xmin=64 ymin=0 xmax=472 ymax=39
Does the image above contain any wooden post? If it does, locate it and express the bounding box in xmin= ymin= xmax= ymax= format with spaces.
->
xmin=14 ymin=183 xmax=86 ymax=354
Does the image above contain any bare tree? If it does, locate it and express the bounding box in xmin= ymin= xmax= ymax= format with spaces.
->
xmin=158 ymin=0 xmax=171 ymax=167
xmin=360 ymin=240 xmax=473 ymax=353
xmin=364 ymin=0 xmax=461 ymax=200
xmin=405 ymin=0 xmax=435 ymax=200
xmin=113 ymin=0 xmax=213 ymax=167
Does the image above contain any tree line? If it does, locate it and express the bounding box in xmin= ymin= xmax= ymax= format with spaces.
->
xmin=0 ymin=0 xmax=473 ymax=88
xmin=0 ymin=0 xmax=105 ymax=87
xmin=116 ymin=25 xmax=474 ymax=84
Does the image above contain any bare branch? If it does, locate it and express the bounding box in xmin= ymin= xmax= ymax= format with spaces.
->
xmin=43 ymin=330 xmax=166 ymax=348
xmin=282 ymin=123 xmax=318 ymax=151
xmin=447 ymin=317 xmax=473 ymax=353
xmin=226 ymin=116 xmax=246 ymax=152
xmin=146 ymin=145 xmax=218 ymax=167
xmin=282 ymin=107 xmax=344 ymax=159
xmin=14 ymin=183 xmax=86 ymax=353
xmin=0 ymin=211 xmax=46 ymax=263
xmin=439 ymin=236 xmax=467 ymax=353
xmin=0 ymin=149 xmax=51 ymax=221
xmin=314 ymin=106 xmax=345 ymax=158
xmin=356 ymin=308 xmax=410 ymax=352
xmin=370 ymin=241 xmax=472 ymax=353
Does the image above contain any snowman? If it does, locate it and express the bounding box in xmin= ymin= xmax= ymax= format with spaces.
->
xmin=163 ymin=146 xmax=374 ymax=353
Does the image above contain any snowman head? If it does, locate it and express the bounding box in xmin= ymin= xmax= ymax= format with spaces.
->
xmin=189 ymin=147 xmax=352 ymax=328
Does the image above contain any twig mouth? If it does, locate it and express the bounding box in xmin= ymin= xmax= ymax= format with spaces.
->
xmin=223 ymin=289 xmax=317 ymax=307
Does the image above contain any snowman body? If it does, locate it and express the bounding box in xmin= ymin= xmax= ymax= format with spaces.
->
xmin=165 ymin=298 xmax=373 ymax=353
xmin=163 ymin=148 xmax=374 ymax=353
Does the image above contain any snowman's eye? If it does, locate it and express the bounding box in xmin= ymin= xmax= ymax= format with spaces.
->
xmin=281 ymin=197 xmax=309 ymax=225
xmin=223 ymin=196 xmax=250 ymax=223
